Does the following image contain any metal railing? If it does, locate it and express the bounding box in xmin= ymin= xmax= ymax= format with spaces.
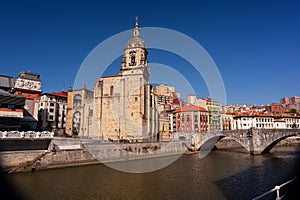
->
xmin=252 ymin=177 xmax=296 ymax=200
xmin=0 ymin=131 xmax=54 ymax=139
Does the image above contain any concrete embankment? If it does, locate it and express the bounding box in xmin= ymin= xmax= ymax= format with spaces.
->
xmin=2 ymin=136 xmax=299 ymax=173
xmin=1 ymin=138 xmax=188 ymax=173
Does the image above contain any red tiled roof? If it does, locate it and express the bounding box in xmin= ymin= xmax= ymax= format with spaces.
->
xmin=173 ymin=105 xmax=208 ymax=113
xmin=233 ymin=111 xmax=300 ymax=118
xmin=171 ymin=92 xmax=180 ymax=105
xmin=46 ymin=91 xmax=68 ymax=98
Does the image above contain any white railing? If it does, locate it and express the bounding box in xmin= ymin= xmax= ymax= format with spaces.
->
xmin=252 ymin=177 xmax=296 ymax=200
xmin=0 ymin=131 xmax=54 ymax=139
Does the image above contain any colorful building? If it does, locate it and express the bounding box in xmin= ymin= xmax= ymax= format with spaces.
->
xmin=12 ymin=71 xmax=42 ymax=130
xmin=173 ymin=105 xmax=208 ymax=133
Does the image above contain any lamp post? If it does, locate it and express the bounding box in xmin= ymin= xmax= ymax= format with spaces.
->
xmin=88 ymin=105 xmax=90 ymax=139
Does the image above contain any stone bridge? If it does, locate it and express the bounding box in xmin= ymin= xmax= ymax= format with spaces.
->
xmin=189 ymin=128 xmax=300 ymax=154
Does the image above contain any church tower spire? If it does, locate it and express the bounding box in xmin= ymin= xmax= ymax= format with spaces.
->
xmin=133 ymin=16 xmax=140 ymax=38
xmin=121 ymin=17 xmax=149 ymax=81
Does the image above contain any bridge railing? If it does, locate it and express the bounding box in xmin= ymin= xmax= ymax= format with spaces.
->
xmin=0 ymin=131 xmax=54 ymax=139
xmin=252 ymin=177 xmax=296 ymax=200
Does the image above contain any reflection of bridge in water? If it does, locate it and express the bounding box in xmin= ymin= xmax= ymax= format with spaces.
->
xmin=186 ymin=128 xmax=300 ymax=154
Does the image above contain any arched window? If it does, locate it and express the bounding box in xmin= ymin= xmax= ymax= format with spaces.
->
xmin=131 ymin=55 xmax=136 ymax=65
xmin=73 ymin=94 xmax=82 ymax=109
xmin=110 ymin=86 xmax=114 ymax=96
xmin=73 ymin=111 xmax=81 ymax=135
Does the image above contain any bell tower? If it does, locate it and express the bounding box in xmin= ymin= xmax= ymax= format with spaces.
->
xmin=121 ymin=17 xmax=149 ymax=81
xmin=93 ymin=17 xmax=157 ymax=140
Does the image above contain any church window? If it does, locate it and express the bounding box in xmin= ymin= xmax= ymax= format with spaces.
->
xmin=98 ymin=81 xmax=102 ymax=88
xmin=73 ymin=94 xmax=82 ymax=109
xmin=110 ymin=86 xmax=114 ymax=95
xmin=131 ymin=55 xmax=136 ymax=65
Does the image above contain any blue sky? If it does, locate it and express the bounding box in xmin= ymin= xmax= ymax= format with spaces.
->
xmin=0 ymin=0 xmax=299 ymax=105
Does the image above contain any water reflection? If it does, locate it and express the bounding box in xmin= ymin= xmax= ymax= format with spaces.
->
xmin=2 ymin=146 xmax=300 ymax=200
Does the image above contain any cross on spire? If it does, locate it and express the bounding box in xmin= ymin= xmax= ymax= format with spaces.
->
xmin=135 ymin=16 xmax=139 ymax=27
xmin=132 ymin=16 xmax=140 ymax=37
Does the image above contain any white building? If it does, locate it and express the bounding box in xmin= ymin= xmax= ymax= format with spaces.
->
xmin=38 ymin=91 xmax=68 ymax=131
xmin=281 ymin=116 xmax=300 ymax=128
xmin=233 ymin=112 xmax=300 ymax=130
xmin=187 ymin=94 xmax=197 ymax=105
xmin=221 ymin=112 xmax=234 ymax=130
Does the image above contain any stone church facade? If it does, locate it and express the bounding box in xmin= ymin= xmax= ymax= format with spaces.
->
xmin=66 ymin=18 xmax=159 ymax=140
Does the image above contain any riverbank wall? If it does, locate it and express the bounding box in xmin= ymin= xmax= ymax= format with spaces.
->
xmin=0 ymin=138 xmax=188 ymax=173
xmin=1 ymin=136 xmax=300 ymax=173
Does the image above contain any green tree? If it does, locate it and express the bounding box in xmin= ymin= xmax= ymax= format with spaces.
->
xmin=291 ymin=123 xmax=297 ymax=128
xmin=290 ymin=108 xmax=297 ymax=113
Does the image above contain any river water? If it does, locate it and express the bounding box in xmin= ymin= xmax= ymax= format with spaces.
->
xmin=2 ymin=146 xmax=300 ymax=200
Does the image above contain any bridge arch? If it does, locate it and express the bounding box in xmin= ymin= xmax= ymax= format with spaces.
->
xmin=191 ymin=129 xmax=299 ymax=155
xmin=196 ymin=134 xmax=249 ymax=153
xmin=261 ymin=134 xmax=298 ymax=154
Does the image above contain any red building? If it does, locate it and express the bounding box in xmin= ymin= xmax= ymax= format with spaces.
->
xmin=266 ymin=103 xmax=289 ymax=114
xmin=174 ymin=105 xmax=208 ymax=133
xmin=0 ymin=89 xmax=25 ymax=130
xmin=12 ymin=71 xmax=42 ymax=130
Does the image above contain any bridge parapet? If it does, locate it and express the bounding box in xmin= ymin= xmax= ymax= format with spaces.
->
xmin=250 ymin=128 xmax=299 ymax=154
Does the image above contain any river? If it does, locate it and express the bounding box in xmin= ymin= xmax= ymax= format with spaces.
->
xmin=1 ymin=145 xmax=300 ymax=200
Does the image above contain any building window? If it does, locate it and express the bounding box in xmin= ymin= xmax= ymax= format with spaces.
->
xmin=49 ymin=115 xmax=54 ymax=120
xmin=49 ymin=108 xmax=54 ymax=113
xmin=50 ymin=103 xmax=54 ymax=107
xmin=8 ymin=105 xmax=15 ymax=109
xmin=74 ymin=94 xmax=82 ymax=109
xmin=135 ymin=97 xmax=138 ymax=101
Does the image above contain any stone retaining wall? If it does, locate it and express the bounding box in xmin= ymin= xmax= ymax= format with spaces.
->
xmin=1 ymin=138 xmax=188 ymax=172
xmin=0 ymin=151 xmax=45 ymax=169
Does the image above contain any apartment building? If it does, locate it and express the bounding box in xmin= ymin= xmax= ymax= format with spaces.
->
xmin=38 ymin=91 xmax=67 ymax=131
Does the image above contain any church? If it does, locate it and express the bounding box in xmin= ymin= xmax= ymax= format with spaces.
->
xmin=66 ymin=18 xmax=159 ymax=140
